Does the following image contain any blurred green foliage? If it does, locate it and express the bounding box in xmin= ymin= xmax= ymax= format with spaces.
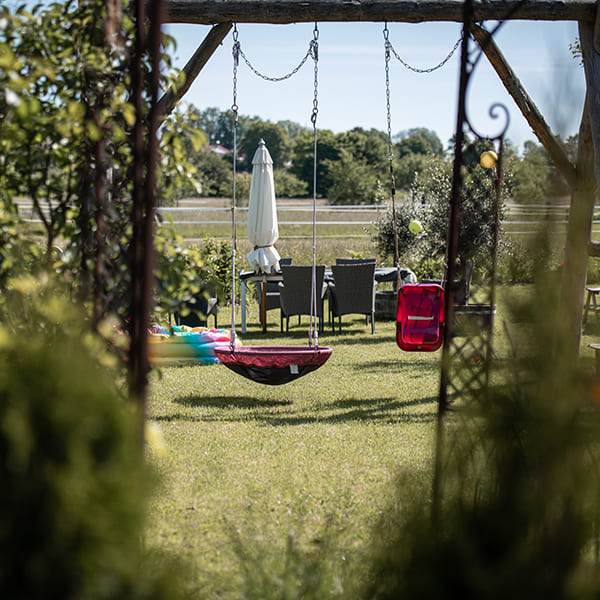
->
xmin=362 ymin=249 xmax=600 ymax=600
xmin=0 ymin=280 xmax=188 ymax=600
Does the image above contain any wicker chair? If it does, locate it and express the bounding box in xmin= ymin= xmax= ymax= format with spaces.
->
xmin=335 ymin=257 xmax=376 ymax=265
xmin=328 ymin=262 xmax=376 ymax=334
xmin=278 ymin=265 xmax=327 ymax=334
xmin=173 ymin=290 xmax=218 ymax=328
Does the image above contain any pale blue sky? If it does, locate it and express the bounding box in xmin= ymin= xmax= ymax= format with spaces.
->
xmin=164 ymin=19 xmax=584 ymax=151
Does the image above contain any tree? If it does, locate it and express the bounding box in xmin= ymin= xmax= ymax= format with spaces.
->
xmin=392 ymin=131 xmax=447 ymax=190
xmin=339 ymin=127 xmax=389 ymax=169
xmin=158 ymin=105 xmax=207 ymax=203
xmin=239 ymin=120 xmax=291 ymax=170
xmin=291 ymin=129 xmax=341 ymax=197
xmin=193 ymin=151 xmax=232 ymax=197
xmin=397 ymin=127 xmax=445 ymax=156
xmin=277 ymin=119 xmax=309 ymax=142
xmin=0 ymin=282 xmax=188 ymax=600
xmin=372 ymin=202 xmax=425 ymax=262
xmin=512 ymin=140 xmax=551 ymax=204
xmin=393 ymin=152 xmax=435 ymax=191
xmin=417 ymin=149 xmax=506 ymax=269
xmin=198 ymin=106 xmax=223 ymax=144
xmin=0 ymin=0 xmax=206 ymax=327
xmin=325 ymin=149 xmax=380 ymax=205
xmin=273 ymin=169 xmax=308 ymax=198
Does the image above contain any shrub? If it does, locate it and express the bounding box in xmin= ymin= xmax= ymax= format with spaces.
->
xmin=325 ymin=150 xmax=380 ymax=205
xmin=372 ymin=203 xmax=427 ymax=264
xmin=274 ymin=168 xmax=308 ymax=198
xmin=0 ymin=281 xmax=187 ymax=600
xmin=362 ymin=253 xmax=600 ymax=600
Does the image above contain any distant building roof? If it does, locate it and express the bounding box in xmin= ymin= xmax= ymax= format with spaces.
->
xmin=202 ymin=144 xmax=231 ymax=155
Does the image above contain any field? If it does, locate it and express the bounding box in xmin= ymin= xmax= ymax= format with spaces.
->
xmin=145 ymin=284 xmax=600 ymax=598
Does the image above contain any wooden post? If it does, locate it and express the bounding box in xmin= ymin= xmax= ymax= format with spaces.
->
xmin=581 ymin=19 xmax=600 ymax=188
xmin=562 ymin=101 xmax=595 ymax=356
xmin=560 ymin=19 xmax=600 ymax=355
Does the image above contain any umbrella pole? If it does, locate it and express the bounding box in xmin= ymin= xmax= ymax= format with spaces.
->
xmin=262 ymin=275 xmax=267 ymax=332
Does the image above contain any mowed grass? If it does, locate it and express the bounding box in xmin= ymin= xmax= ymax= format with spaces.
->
xmin=145 ymin=284 xmax=600 ymax=598
xmin=145 ymin=309 xmax=441 ymax=598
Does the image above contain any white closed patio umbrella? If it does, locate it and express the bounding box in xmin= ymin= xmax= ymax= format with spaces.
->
xmin=246 ymin=139 xmax=281 ymax=330
xmin=246 ymin=139 xmax=281 ymax=274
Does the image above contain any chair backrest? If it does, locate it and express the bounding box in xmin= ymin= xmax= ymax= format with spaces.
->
xmin=454 ymin=259 xmax=473 ymax=305
xmin=279 ymin=265 xmax=326 ymax=317
xmin=331 ymin=262 xmax=376 ymax=315
xmin=335 ymin=257 xmax=376 ymax=265
xmin=174 ymin=291 xmax=217 ymax=327
xmin=279 ymin=257 xmax=293 ymax=267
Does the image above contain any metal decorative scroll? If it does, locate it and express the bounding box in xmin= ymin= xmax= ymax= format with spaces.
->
xmin=438 ymin=0 xmax=523 ymax=412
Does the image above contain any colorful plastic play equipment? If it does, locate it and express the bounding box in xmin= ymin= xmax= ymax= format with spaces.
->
xmin=148 ymin=326 xmax=235 ymax=366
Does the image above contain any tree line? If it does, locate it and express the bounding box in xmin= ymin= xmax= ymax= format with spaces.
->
xmin=173 ymin=105 xmax=578 ymax=206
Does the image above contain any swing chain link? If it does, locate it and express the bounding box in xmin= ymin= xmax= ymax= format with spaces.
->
xmin=384 ymin=23 xmax=462 ymax=74
xmin=310 ymin=23 xmax=319 ymax=125
xmin=230 ymin=25 xmax=241 ymax=348
xmin=384 ymin=25 xmax=393 ymax=162
xmin=231 ymin=25 xmax=240 ymax=121
xmin=383 ymin=23 xmax=401 ymax=287
xmin=309 ymin=23 xmax=319 ymax=348
xmin=234 ymin=25 xmax=317 ymax=83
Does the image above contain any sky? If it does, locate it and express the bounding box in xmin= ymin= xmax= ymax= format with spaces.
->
xmin=164 ymin=19 xmax=585 ymax=151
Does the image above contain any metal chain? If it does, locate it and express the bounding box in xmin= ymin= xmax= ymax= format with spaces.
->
xmin=309 ymin=23 xmax=319 ymax=348
xmin=230 ymin=25 xmax=240 ymax=348
xmin=383 ymin=23 xmax=400 ymax=288
xmin=235 ymin=26 xmax=318 ymax=83
xmin=384 ymin=29 xmax=393 ymax=161
xmin=383 ymin=23 xmax=462 ymax=74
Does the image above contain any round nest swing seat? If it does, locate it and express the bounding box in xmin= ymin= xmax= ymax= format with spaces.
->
xmin=214 ymin=345 xmax=333 ymax=385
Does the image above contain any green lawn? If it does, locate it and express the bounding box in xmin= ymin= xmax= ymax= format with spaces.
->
xmin=145 ymin=286 xmax=600 ymax=599
xmin=146 ymin=307 xmax=442 ymax=598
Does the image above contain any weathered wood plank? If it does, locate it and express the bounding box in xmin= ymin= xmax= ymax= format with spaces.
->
xmin=559 ymin=19 xmax=599 ymax=354
xmin=157 ymin=22 xmax=232 ymax=119
xmin=164 ymin=0 xmax=596 ymax=25
xmin=581 ymin=20 xmax=600 ymax=187
xmin=471 ymin=24 xmax=577 ymax=189
xmin=561 ymin=102 xmax=595 ymax=355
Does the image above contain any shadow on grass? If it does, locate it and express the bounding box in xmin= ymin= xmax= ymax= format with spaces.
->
xmin=158 ymin=394 xmax=438 ymax=426
xmin=346 ymin=358 xmax=440 ymax=374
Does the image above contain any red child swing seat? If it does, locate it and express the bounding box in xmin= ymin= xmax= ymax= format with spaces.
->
xmin=396 ymin=283 xmax=445 ymax=352
xmin=214 ymin=345 xmax=332 ymax=386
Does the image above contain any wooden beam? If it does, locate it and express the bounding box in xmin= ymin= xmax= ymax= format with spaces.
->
xmin=164 ymin=0 xmax=596 ymax=25
xmin=471 ymin=23 xmax=578 ymax=189
xmin=157 ymin=22 xmax=232 ymax=119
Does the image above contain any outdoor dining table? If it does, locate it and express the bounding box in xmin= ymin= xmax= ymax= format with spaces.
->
xmin=238 ymin=266 xmax=416 ymax=333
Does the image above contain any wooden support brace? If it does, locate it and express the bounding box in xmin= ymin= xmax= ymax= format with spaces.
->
xmin=471 ymin=23 xmax=578 ymax=189
xmin=157 ymin=22 xmax=232 ymax=120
